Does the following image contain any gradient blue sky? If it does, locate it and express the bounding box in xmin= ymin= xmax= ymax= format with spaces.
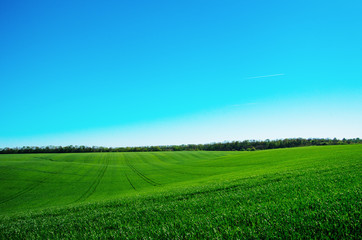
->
xmin=1 ymin=0 xmax=361 ymax=147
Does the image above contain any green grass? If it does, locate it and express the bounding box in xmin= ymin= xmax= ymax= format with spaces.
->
xmin=0 ymin=145 xmax=361 ymax=239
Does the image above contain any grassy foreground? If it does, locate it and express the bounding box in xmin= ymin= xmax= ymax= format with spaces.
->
xmin=0 ymin=145 xmax=361 ymax=239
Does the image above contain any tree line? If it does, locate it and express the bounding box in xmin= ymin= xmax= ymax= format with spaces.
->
xmin=0 ymin=138 xmax=361 ymax=154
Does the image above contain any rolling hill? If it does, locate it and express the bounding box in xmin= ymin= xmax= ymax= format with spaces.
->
xmin=0 ymin=145 xmax=361 ymax=239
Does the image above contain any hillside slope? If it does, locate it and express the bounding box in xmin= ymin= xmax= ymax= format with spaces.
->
xmin=0 ymin=145 xmax=361 ymax=239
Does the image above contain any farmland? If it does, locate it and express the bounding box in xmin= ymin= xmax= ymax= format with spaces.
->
xmin=0 ymin=145 xmax=361 ymax=239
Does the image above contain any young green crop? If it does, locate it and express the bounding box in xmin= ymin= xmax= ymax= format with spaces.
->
xmin=0 ymin=145 xmax=361 ymax=239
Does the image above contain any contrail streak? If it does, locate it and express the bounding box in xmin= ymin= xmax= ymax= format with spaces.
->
xmin=246 ymin=73 xmax=285 ymax=79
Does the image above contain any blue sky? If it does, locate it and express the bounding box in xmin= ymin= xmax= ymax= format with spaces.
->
xmin=1 ymin=0 xmax=361 ymax=147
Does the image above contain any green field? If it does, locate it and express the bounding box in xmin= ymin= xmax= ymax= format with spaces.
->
xmin=0 ymin=145 xmax=361 ymax=239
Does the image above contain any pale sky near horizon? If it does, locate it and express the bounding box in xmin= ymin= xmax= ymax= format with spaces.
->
xmin=1 ymin=1 xmax=361 ymax=147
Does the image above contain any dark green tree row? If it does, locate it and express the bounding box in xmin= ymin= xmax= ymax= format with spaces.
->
xmin=0 ymin=138 xmax=361 ymax=154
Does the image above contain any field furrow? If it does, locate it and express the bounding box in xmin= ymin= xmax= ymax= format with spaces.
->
xmin=124 ymin=155 xmax=160 ymax=186
xmin=125 ymin=173 xmax=137 ymax=191
xmin=0 ymin=178 xmax=47 ymax=205
xmin=74 ymin=156 xmax=110 ymax=202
